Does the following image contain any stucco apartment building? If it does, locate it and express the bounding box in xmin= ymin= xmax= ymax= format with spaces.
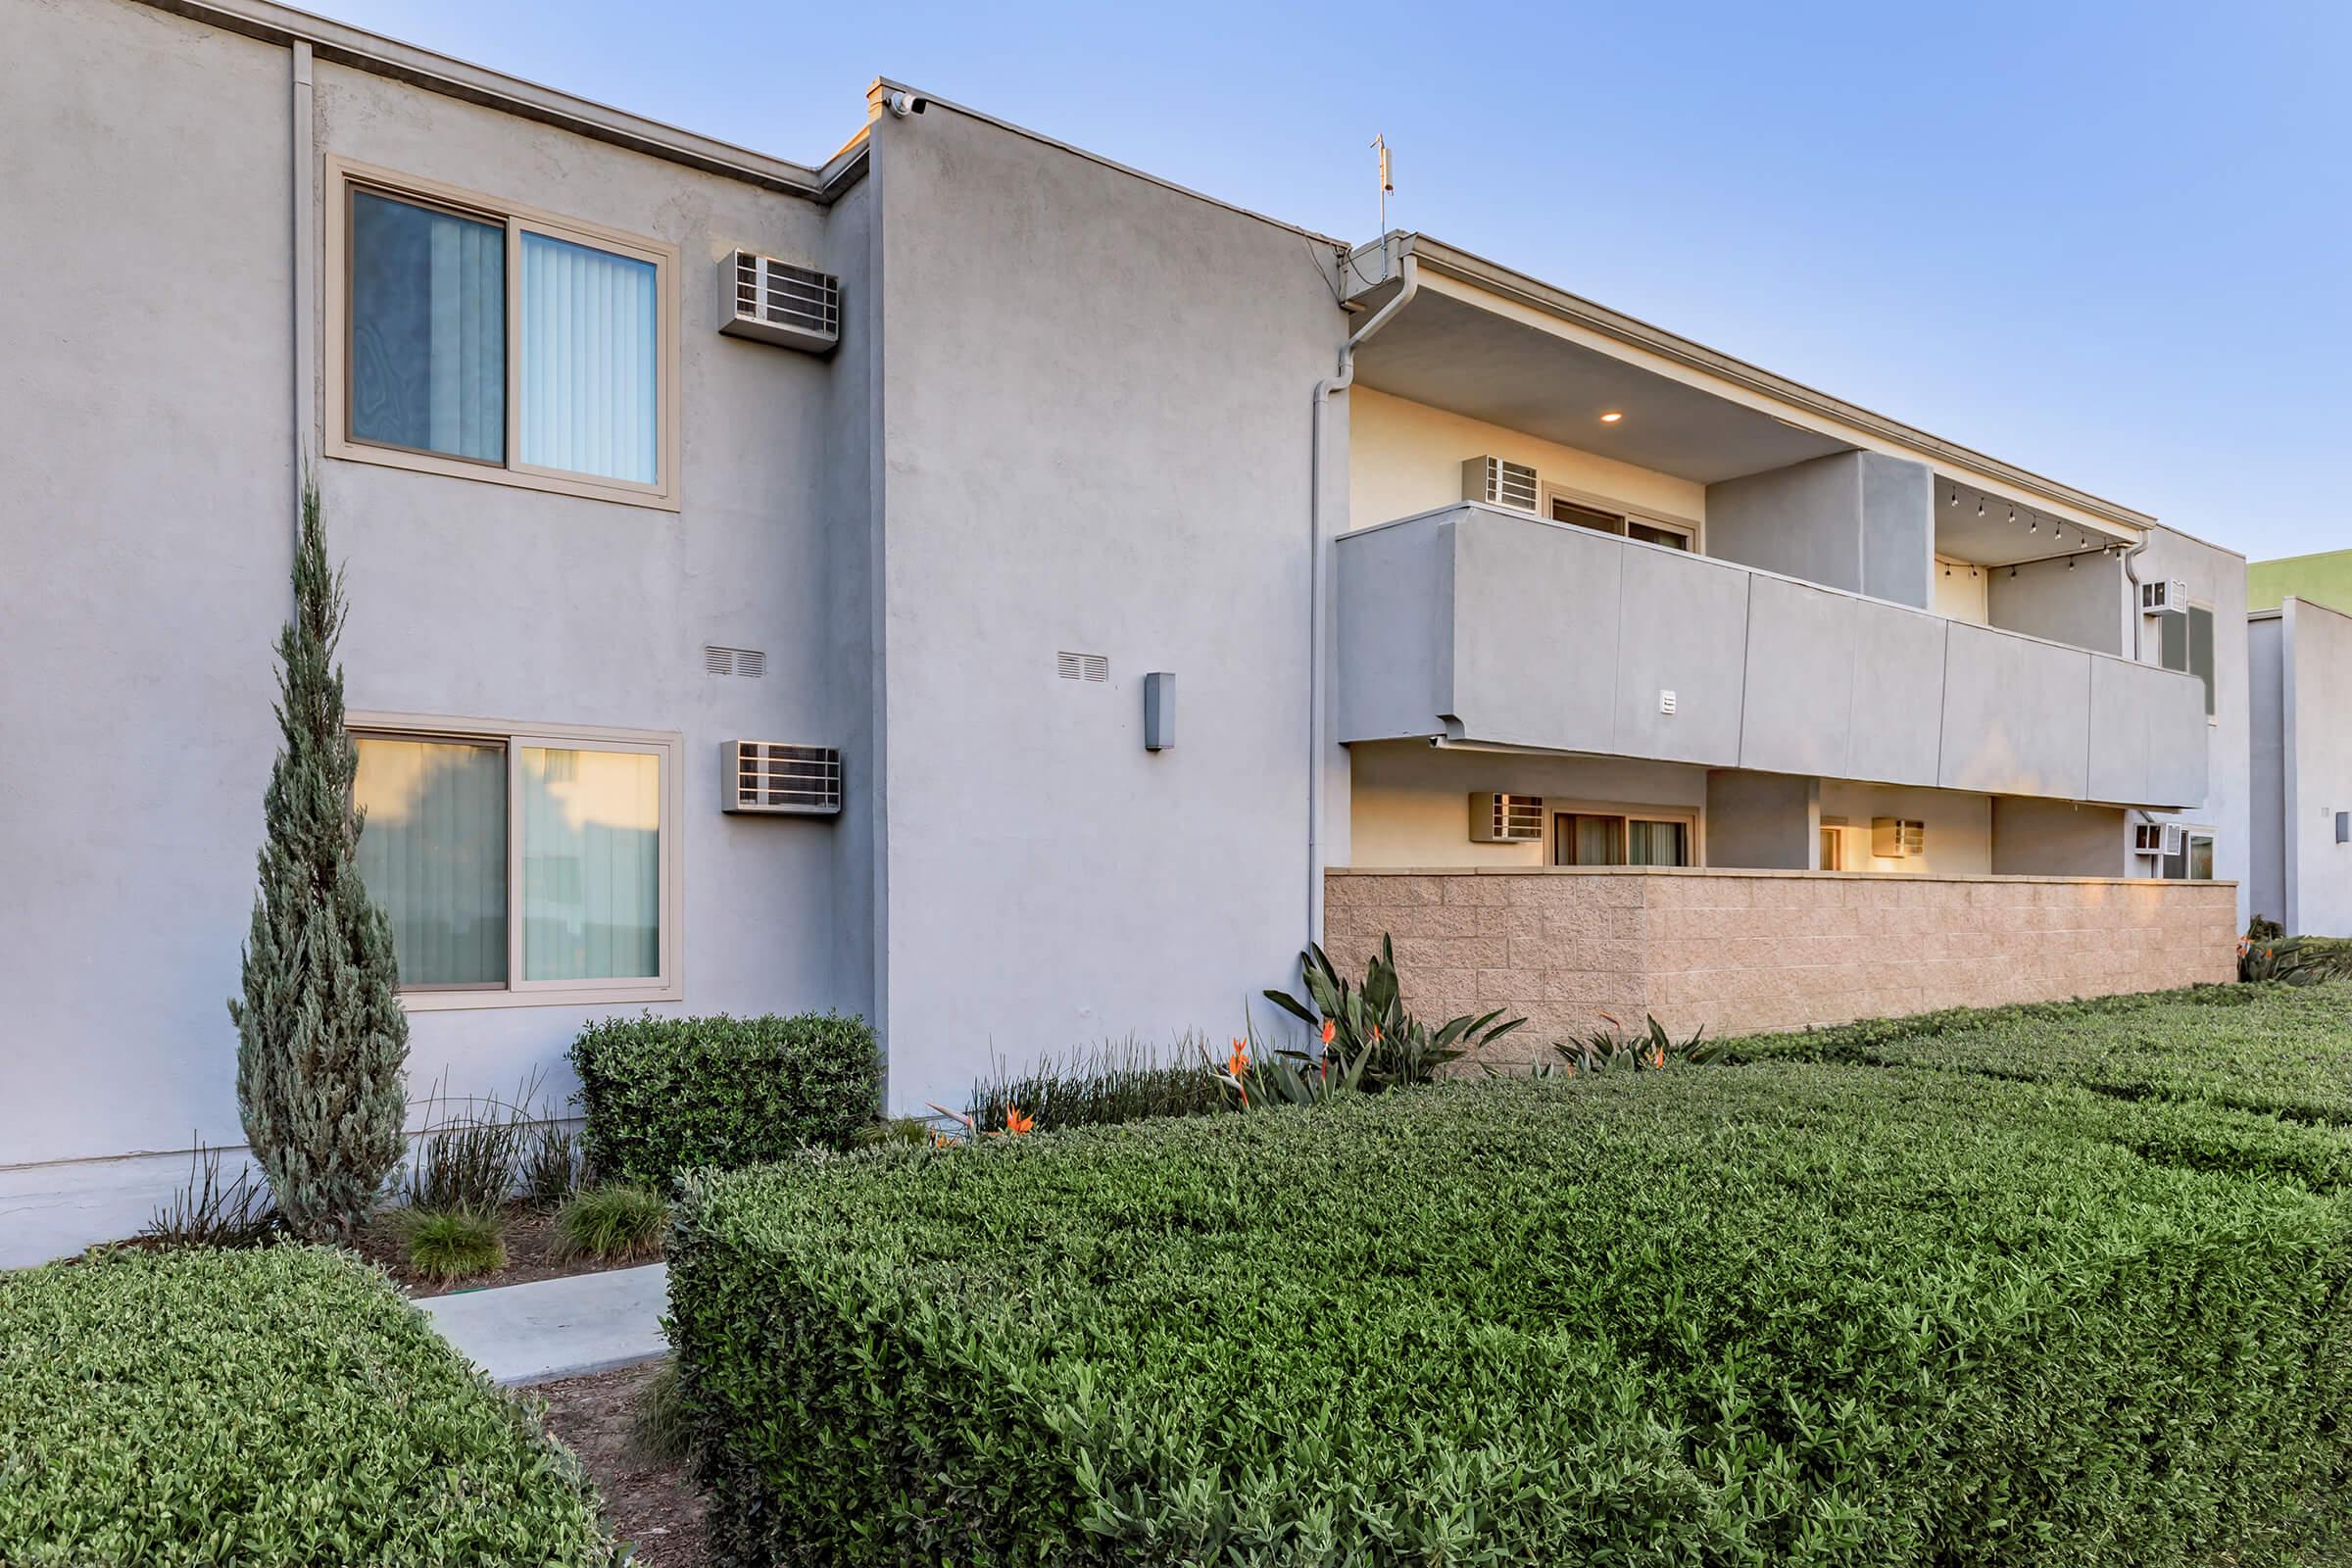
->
xmin=1 ymin=0 xmax=2246 ymax=1260
xmin=2247 ymin=551 xmax=2352 ymax=935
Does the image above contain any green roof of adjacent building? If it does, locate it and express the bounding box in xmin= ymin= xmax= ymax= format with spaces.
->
xmin=2249 ymin=549 xmax=2352 ymax=616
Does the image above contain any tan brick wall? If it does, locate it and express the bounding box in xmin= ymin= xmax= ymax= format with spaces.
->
xmin=1324 ymin=868 xmax=2240 ymax=1063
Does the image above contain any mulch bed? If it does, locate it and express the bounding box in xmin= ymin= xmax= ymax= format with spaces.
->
xmin=351 ymin=1200 xmax=662 ymax=1298
xmin=530 ymin=1361 xmax=707 ymax=1568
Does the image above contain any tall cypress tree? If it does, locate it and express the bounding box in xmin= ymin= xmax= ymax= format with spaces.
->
xmin=229 ymin=481 xmax=409 ymax=1242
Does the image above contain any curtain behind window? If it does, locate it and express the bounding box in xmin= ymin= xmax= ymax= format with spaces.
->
xmin=353 ymin=737 xmax=508 ymax=986
xmin=349 ymin=192 xmax=505 ymax=462
xmin=520 ymin=747 xmax=660 ymax=981
xmin=518 ymin=232 xmax=659 ymax=485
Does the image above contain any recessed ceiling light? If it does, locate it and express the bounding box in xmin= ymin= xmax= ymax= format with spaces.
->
xmin=1598 ymin=411 xmax=1624 ymax=423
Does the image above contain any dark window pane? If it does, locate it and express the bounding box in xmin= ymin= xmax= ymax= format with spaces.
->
xmin=350 ymin=191 xmax=505 ymax=462
xmin=2188 ymin=607 xmax=2215 ymax=716
xmin=1626 ymin=519 xmax=1690 ymax=551
xmin=1550 ymin=500 xmax=1624 ymax=536
xmin=2159 ymin=610 xmax=2189 ymax=674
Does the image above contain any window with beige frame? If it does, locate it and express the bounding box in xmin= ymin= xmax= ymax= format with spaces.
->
xmin=1544 ymin=485 xmax=1699 ymax=553
xmin=324 ymin=159 xmax=682 ymax=510
xmin=348 ymin=713 xmax=683 ymax=1008
xmin=1551 ymin=806 xmax=1696 ymax=867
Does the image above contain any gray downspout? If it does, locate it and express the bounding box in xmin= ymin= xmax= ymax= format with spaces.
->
xmin=290 ymin=38 xmax=317 ymax=570
xmin=1306 ymin=247 xmax=1417 ymax=948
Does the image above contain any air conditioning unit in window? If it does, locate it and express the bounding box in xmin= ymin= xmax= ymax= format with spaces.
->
xmin=2140 ymin=578 xmax=2190 ymax=615
xmin=2133 ymin=821 xmax=2183 ymax=857
xmin=1468 ymin=792 xmax=1544 ymax=843
xmin=1463 ymin=456 xmax=1539 ymax=513
xmin=718 ymin=250 xmax=840 ymax=355
xmin=1871 ymin=817 xmax=1925 ymax=858
xmin=723 ymin=741 xmax=842 ymax=816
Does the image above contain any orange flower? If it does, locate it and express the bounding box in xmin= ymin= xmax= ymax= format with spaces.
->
xmin=1003 ymin=1103 xmax=1035 ymax=1137
xmin=1370 ymin=1023 xmax=1383 ymax=1046
xmin=1227 ymin=1038 xmax=1250 ymax=1079
xmin=1646 ymin=1046 xmax=1666 ymax=1069
xmin=1320 ymin=1017 xmax=1337 ymax=1047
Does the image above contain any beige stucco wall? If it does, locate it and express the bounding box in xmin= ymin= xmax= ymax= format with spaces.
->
xmin=1348 ymin=742 xmax=1705 ymax=867
xmin=1818 ymin=782 xmax=1992 ymax=874
xmin=1324 ymin=866 xmax=2238 ymax=1058
xmin=1348 ymin=387 xmax=1705 ymax=531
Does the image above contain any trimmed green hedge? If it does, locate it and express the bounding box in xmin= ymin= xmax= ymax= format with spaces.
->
xmin=570 ymin=1011 xmax=879 ymax=1186
xmin=670 ymin=1066 xmax=2352 ymax=1567
xmin=1728 ymin=982 xmax=2352 ymax=1128
xmin=0 ymin=1245 xmax=613 ymax=1565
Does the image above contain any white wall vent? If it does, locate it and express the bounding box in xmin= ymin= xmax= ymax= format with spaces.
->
xmin=1468 ymin=792 xmax=1544 ymax=843
xmin=2140 ymin=578 xmax=2190 ymax=615
xmin=718 ymin=250 xmax=840 ymax=354
xmin=1463 ymin=456 xmax=1540 ymax=513
xmin=704 ymin=644 xmax=766 ymax=678
xmin=1057 ymin=651 xmax=1109 ymax=682
xmin=1871 ymin=817 xmax=1926 ymax=858
xmin=724 ymin=741 xmax=841 ymax=816
xmin=2133 ymin=821 xmax=2183 ymax=857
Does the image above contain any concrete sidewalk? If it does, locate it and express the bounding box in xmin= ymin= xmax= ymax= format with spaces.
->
xmin=416 ymin=1262 xmax=669 ymax=1386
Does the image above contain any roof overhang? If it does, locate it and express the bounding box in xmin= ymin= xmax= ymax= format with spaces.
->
xmin=1347 ymin=233 xmax=2155 ymax=542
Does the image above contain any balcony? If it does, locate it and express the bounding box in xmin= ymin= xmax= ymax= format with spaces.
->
xmin=1336 ymin=503 xmax=2208 ymax=809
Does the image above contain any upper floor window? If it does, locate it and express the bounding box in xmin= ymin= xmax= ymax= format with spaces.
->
xmin=326 ymin=160 xmax=680 ymax=510
xmin=2159 ymin=603 xmax=2217 ymax=717
xmin=1547 ymin=492 xmax=1694 ymax=552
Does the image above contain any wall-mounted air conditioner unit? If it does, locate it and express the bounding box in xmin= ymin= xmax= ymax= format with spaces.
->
xmin=1463 ymin=456 xmax=1539 ymax=513
xmin=1469 ymin=793 xmax=1544 ymax=843
xmin=2133 ymin=821 xmax=2183 ymax=857
xmin=1871 ymin=817 xmax=1925 ymax=858
xmin=718 ymin=250 xmax=840 ymax=355
xmin=723 ymin=741 xmax=842 ymax=816
xmin=2140 ymin=578 xmax=2190 ymax=615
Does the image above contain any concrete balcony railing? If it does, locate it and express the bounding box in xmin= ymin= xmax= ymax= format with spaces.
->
xmin=1336 ymin=502 xmax=2208 ymax=809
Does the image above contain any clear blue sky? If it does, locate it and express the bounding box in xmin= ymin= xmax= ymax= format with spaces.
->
xmin=328 ymin=0 xmax=2348 ymax=561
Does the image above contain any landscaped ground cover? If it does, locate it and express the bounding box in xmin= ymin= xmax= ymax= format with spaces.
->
xmin=0 ymin=1246 xmax=617 ymax=1565
xmin=669 ymin=992 xmax=2352 ymax=1567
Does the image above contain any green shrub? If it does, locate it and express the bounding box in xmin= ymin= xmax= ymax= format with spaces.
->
xmin=965 ymin=1037 xmax=1225 ymax=1133
xmin=569 ymin=1011 xmax=879 ymax=1187
xmin=401 ymin=1205 xmax=507 ymax=1282
xmin=555 ymin=1184 xmax=667 ymax=1262
xmin=670 ymin=1068 xmax=2352 ymax=1567
xmin=1730 ymin=982 xmax=2352 ymax=1129
xmin=0 ymin=1246 xmax=614 ymax=1564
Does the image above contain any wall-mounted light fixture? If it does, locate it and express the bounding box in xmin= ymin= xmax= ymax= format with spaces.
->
xmin=1143 ymin=671 xmax=1175 ymax=751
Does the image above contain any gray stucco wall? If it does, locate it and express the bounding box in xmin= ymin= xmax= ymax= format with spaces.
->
xmin=2248 ymin=614 xmax=2285 ymax=925
xmin=2132 ymin=526 xmax=2251 ymax=928
xmin=1704 ymin=771 xmax=1819 ymax=868
xmin=1989 ymin=798 xmax=2129 ymax=876
xmin=1337 ymin=505 xmax=2207 ymax=813
xmin=1 ymin=0 xmax=865 ymax=1255
xmin=868 ymin=104 xmax=1348 ymax=1115
xmin=2278 ymin=598 xmax=2352 ymax=934
xmin=1989 ymin=553 xmax=2124 ymax=654
xmin=1704 ymin=450 xmax=1932 ymax=611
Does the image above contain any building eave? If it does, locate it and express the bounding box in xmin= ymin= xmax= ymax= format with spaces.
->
xmin=1383 ymin=233 xmax=2159 ymax=534
xmin=136 ymin=0 xmax=864 ymax=202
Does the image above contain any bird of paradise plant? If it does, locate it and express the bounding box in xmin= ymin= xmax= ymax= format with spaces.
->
xmin=1545 ymin=1012 xmax=1716 ymax=1077
xmin=1263 ymin=936 xmax=1525 ymax=1092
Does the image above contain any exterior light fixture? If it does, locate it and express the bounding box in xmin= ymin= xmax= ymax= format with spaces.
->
xmin=1977 ymin=498 xmax=1985 ymax=516
xmin=2030 ymin=516 xmax=2038 ymax=532
xmin=1599 ymin=411 xmax=1624 ymax=423
xmin=1949 ymin=487 xmax=1959 ymax=507
xmin=2008 ymin=507 xmax=2017 ymax=524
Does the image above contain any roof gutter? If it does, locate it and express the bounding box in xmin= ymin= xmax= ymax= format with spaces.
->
xmin=1306 ymin=249 xmax=1418 ymax=948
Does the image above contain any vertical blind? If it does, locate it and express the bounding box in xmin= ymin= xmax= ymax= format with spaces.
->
xmin=348 ymin=191 xmax=505 ymax=463
xmin=518 ymin=231 xmax=660 ymax=485
xmin=353 ymin=737 xmax=508 ymax=986
xmin=520 ymin=747 xmax=661 ymax=981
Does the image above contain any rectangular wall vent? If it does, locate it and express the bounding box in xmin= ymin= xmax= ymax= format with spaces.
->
xmin=1463 ymin=455 xmax=1540 ymax=513
xmin=718 ymin=250 xmax=840 ymax=354
xmin=704 ymin=645 xmax=766 ymax=678
xmin=1057 ymin=651 xmax=1109 ymax=682
xmin=723 ymin=741 xmax=841 ymax=816
xmin=1468 ymin=792 xmax=1544 ymax=843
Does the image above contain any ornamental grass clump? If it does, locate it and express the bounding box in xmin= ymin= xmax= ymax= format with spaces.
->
xmin=670 ymin=1058 xmax=2352 ymax=1567
xmin=401 ymin=1205 xmax=507 ymax=1282
xmin=554 ymin=1184 xmax=668 ymax=1262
